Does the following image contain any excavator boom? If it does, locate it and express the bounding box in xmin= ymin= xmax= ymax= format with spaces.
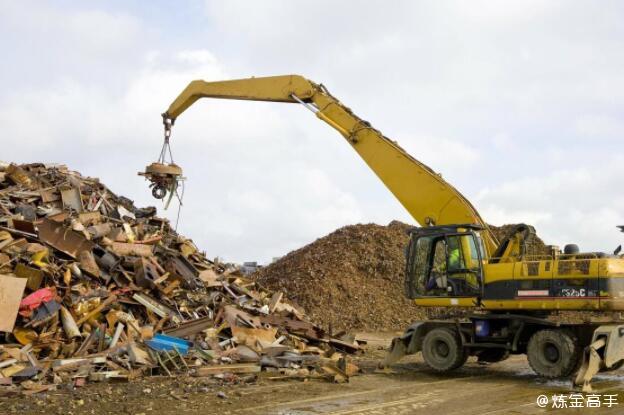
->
xmin=163 ymin=75 xmax=499 ymax=255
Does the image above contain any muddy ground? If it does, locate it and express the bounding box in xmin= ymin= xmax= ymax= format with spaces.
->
xmin=1 ymin=333 xmax=622 ymax=414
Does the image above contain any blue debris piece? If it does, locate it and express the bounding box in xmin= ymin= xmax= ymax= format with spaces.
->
xmin=32 ymin=300 xmax=61 ymax=322
xmin=145 ymin=333 xmax=192 ymax=355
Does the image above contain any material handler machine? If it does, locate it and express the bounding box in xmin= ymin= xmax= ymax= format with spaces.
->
xmin=142 ymin=75 xmax=624 ymax=391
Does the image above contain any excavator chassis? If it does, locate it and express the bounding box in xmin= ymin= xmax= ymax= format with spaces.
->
xmin=383 ymin=314 xmax=624 ymax=391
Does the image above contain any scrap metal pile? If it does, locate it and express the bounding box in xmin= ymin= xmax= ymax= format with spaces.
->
xmin=0 ymin=162 xmax=359 ymax=395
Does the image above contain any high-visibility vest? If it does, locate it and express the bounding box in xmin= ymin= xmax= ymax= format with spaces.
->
xmin=448 ymin=248 xmax=461 ymax=269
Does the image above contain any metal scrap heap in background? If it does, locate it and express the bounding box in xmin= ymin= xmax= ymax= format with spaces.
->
xmin=0 ymin=162 xmax=359 ymax=395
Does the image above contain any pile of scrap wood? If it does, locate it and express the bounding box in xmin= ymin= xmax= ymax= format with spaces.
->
xmin=0 ymin=162 xmax=359 ymax=395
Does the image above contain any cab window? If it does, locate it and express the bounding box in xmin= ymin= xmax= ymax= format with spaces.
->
xmin=406 ymin=232 xmax=483 ymax=298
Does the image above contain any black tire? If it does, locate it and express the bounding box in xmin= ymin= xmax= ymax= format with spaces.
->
xmin=477 ymin=348 xmax=510 ymax=363
xmin=422 ymin=327 xmax=467 ymax=372
xmin=527 ymin=329 xmax=581 ymax=378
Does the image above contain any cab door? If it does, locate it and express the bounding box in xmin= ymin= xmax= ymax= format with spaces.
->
xmin=446 ymin=233 xmax=483 ymax=297
xmin=405 ymin=232 xmax=483 ymax=299
xmin=405 ymin=235 xmax=446 ymax=298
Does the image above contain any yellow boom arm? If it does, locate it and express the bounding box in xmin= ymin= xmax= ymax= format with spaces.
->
xmin=163 ymin=75 xmax=499 ymax=255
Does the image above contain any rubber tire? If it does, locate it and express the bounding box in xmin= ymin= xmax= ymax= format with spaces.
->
xmin=527 ymin=329 xmax=581 ymax=378
xmin=422 ymin=327 xmax=467 ymax=372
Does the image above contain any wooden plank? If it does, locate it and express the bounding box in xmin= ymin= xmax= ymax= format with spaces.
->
xmin=194 ymin=364 xmax=261 ymax=376
xmin=0 ymin=275 xmax=27 ymax=332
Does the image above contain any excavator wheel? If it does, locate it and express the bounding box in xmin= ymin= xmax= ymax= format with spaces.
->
xmin=421 ymin=327 xmax=467 ymax=372
xmin=527 ymin=329 xmax=581 ymax=378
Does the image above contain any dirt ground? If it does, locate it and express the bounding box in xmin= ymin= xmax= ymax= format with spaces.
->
xmin=1 ymin=333 xmax=622 ymax=415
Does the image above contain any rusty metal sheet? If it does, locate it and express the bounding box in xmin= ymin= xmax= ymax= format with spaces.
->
xmin=47 ymin=211 xmax=70 ymax=222
xmin=39 ymin=189 xmax=60 ymax=203
xmin=11 ymin=219 xmax=36 ymax=234
xmin=165 ymin=255 xmax=198 ymax=289
xmin=164 ymin=316 xmax=213 ymax=338
xmin=259 ymin=315 xmax=325 ymax=340
xmin=221 ymin=305 xmax=261 ymax=328
xmin=6 ymin=164 xmax=36 ymax=190
xmin=37 ymin=218 xmax=94 ymax=259
xmin=60 ymin=187 xmax=83 ymax=213
xmin=79 ymin=250 xmax=100 ymax=277
xmin=133 ymin=258 xmax=159 ymax=289
xmin=14 ymin=263 xmax=43 ymax=291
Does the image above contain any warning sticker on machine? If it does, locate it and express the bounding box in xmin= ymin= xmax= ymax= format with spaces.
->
xmin=517 ymin=290 xmax=550 ymax=297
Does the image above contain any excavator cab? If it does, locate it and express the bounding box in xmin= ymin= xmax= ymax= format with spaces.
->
xmin=405 ymin=224 xmax=485 ymax=299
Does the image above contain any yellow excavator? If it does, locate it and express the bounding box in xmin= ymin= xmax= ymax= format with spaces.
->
xmin=141 ymin=75 xmax=624 ymax=391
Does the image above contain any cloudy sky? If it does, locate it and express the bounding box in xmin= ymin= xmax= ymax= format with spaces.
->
xmin=2 ymin=1 xmax=624 ymax=263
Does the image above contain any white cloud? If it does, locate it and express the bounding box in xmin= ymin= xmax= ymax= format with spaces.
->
xmin=491 ymin=133 xmax=515 ymax=151
xmin=452 ymin=0 xmax=560 ymax=22
xmin=0 ymin=3 xmax=146 ymax=88
xmin=398 ymin=133 xmax=481 ymax=173
xmin=574 ymin=114 xmax=624 ymax=139
xmin=476 ymin=158 xmax=624 ymax=252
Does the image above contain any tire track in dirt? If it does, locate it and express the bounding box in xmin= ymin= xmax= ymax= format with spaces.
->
xmin=235 ymin=374 xmax=497 ymax=414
